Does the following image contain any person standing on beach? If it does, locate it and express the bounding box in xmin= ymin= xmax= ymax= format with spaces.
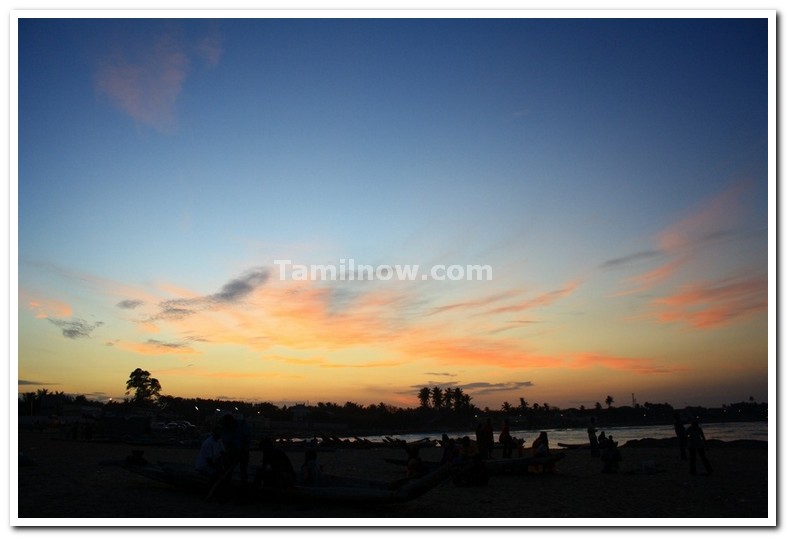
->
xmin=588 ymin=417 xmax=600 ymax=457
xmin=686 ymin=419 xmax=713 ymax=475
xmin=482 ymin=418 xmax=495 ymax=459
xmin=499 ymin=418 xmax=513 ymax=459
xmin=674 ymin=412 xmax=688 ymax=460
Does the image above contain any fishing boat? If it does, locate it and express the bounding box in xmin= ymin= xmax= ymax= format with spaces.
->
xmin=116 ymin=456 xmax=463 ymax=505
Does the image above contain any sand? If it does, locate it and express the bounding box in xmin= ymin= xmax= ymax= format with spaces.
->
xmin=15 ymin=430 xmax=770 ymax=524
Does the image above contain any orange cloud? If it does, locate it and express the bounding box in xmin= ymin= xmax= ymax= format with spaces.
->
xmin=398 ymin=330 xmax=563 ymax=369
xmin=649 ymin=274 xmax=767 ymax=329
xmin=26 ymin=297 xmax=72 ymax=319
xmin=617 ymin=257 xmax=688 ymax=296
xmin=568 ymin=353 xmax=691 ymax=374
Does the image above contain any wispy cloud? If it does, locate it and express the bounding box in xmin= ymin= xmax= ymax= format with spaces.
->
xmin=648 ymin=273 xmax=767 ymax=330
xmin=616 ymin=180 xmax=757 ymax=297
xmin=114 ymin=338 xmax=198 ymax=356
xmin=150 ymin=267 xmax=269 ymax=321
xmin=26 ymin=297 xmax=73 ymax=319
xmin=195 ymin=30 xmax=223 ymax=68
xmin=600 ymin=250 xmax=662 ymax=270
xmin=117 ymin=299 xmax=144 ymax=309
xmin=568 ymin=353 xmax=691 ymax=374
xmin=95 ymin=27 xmax=222 ymax=132
xmin=19 ymin=380 xmax=61 ymax=386
xmin=47 ymin=318 xmax=103 ymax=339
xmin=485 ymin=280 xmax=580 ymax=315
xmin=461 ymin=381 xmax=534 ymax=395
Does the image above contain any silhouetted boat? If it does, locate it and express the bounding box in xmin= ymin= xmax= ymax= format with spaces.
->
xmin=115 ymin=457 xmax=463 ymax=505
xmin=557 ymin=442 xmax=590 ymax=449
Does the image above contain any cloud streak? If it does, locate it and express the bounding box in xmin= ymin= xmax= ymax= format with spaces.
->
xmin=648 ymin=273 xmax=767 ymax=329
xmin=150 ymin=267 xmax=269 ymax=321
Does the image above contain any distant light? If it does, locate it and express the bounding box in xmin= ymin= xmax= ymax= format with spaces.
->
xmin=194 ymin=406 xmax=199 ymax=411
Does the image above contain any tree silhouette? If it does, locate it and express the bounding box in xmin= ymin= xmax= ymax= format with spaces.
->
xmin=431 ymin=386 xmax=444 ymax=410
xmin=417 ymin=387 xmax=431 ymax=409
xmin=444 ymin=388 xmax=455 ymax=411
xmin=605 ymin=395 xmax=615 ymax=409
xmin=501 ymin=401 xmax=512 ymax=413
xmin=125 ymin=368 xmax=161 ymax=406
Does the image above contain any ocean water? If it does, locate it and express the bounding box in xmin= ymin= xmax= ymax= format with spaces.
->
xmin=352 ymin=421 xmax=767 ymax=446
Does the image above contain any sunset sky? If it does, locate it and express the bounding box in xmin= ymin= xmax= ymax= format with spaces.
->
xmin=15 ymin=14 xmax=773 ymax=410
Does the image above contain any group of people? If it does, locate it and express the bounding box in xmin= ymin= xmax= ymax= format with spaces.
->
xmin=586 ymin=417 xmax=622 ymax=472
xmin=194 ymin=413 xmax=324 ymax=499
xmin=674 ymin=412 xmax=713 ymax=475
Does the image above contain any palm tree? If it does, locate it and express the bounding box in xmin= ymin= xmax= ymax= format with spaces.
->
xmin=417 ymin=387 xmax=431 ymax=409
xmin=518 ymin=398 xmax=529 ymax=414
xmin=431 ymin=386 xmax=444 ymax=410
xmin=444 ymin=388 xmax=455 ymax=411
xmin=605 ymin=395 xmax=615 ymax=409
xmin=501 ymin=401 xmax=512 ymax=413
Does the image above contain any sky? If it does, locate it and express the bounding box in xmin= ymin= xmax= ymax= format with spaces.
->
xmin=15 ymin=14 xmax=772 ymax=411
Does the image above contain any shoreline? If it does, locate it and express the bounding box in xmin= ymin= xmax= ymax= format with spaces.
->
xmin=16 ymin=429 xmax=770 ymax=522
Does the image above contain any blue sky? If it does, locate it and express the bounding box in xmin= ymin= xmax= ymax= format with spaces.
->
xmin=17 ymin=15 xmax=771 ymax=408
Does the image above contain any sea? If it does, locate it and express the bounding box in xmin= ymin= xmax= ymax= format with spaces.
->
xmin=349 ymin=421 xmax=768 ymax=446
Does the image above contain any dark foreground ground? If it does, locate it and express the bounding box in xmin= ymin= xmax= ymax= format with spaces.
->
xmin=16 ymin=430 xmax=770 ymax=523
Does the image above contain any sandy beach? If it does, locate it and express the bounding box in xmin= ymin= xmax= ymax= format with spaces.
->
xmin=15 ymin=429 xmax=769 ymax=524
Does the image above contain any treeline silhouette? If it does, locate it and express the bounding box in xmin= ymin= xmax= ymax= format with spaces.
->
xmin=18 ymin=387 xmax=767 ymax=434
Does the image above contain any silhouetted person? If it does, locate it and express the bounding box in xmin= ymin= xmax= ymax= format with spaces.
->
xmin=440 ymin=434 xmax=460 ymax=464
xmin=300 ymin=449 xmax=323 ymax=486
xmin=458 ymin=435 xmax=479 ymax=462
xmin=686 ymin=419 xmax=713 ymax=475
xmin=532 ymin=431 xmax=550 ymax=456
xmin=195 ymin=427 xmax=224 ymax=477
xmin=220 ymin=414 xmax=251 ymax=492
xmin=598 ymin=431 xmax=608 ymax=449
xmin=406 ymin=445 xmax=426 ymax=477
xmin=255 ymin=438 xmax=296 ymax=489
xmin=531 ymin=431 xmax=555 ymax=473
xmin=482 ymin=418 xmax=495 ymax=459
xmin=499 ymin=418 xmax=513 ymax=458
xmin=674 ymin=412 xmax=688 ymax=460
xmin=601 ymin=436 xmax=622 ymax=474
xmin=588 ymin=417 xmax=600 ymax=457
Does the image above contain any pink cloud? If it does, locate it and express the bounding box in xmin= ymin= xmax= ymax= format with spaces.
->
xmin=620 ymin=180 xmax=755 ymax=296
xmin=95 ymin=32 xmax=190 ymax=132
xmin=195 ymin=31 xmax=223 ymax=68
xmin=649 ymin=273 xmax=767 ymax=329
xmin=658 ymin=181 xmax=751 ymax=253
xmin=568 ymin=353 xmax=691 ymax=374
xmin=25 ymin=296 xmax=72 ymax=319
